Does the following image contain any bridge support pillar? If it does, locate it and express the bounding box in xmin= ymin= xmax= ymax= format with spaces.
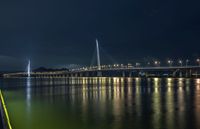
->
xmin=190 ymin=70 xmax=192 ymax=77
xmin=97 ymin=71 xmax=102 ymax=77
xmin=179 ymin=71 xmax=182 ymax=77
xmin=85 ymin=72 xmax=89 ymax=77
xmin=122 ymin=71 xmax=125 ymax=77
xmin=129 ymin=72 xmax=132 ymax=77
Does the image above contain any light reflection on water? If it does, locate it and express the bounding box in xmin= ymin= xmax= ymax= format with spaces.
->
xmin=26 ymin=77 xmax=31 ymax=111
xmin=0 ymin=77 xmax=200 ymax=129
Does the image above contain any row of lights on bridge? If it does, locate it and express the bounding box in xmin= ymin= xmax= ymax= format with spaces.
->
xmin=154 ymin=59 xmax=200 ymax=67
xmin=72 ymin=58 xmax=200 ymax=71
xmin=135 ymin=58 xmax=200 ymax=67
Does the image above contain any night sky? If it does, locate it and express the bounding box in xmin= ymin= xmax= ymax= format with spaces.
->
xmin=0 ymin=0 xmax=200 ymax=71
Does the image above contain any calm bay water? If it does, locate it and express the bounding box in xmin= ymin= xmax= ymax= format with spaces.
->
xmin=1 ymin=77 xmax=200 ymax=129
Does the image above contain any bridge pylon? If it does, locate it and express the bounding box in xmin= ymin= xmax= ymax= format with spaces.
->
xmin=96 ymin=39 xmax=102 ymax=77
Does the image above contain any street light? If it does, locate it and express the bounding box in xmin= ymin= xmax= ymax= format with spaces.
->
xmin=136 ymin=62 xmax=140 ymax=67
xmin=147 ymin=62 xmax=150 ymax=66
xmin=197 ymin=59 xmax=200 ymax=66
xmin=186 ymin=59 xmax=189 ymax=67
xmin=167 ymin=60 xmax=173 ymax=67
xmin=128 ymin=63 xmax=132 ymax=68
xmin=154 ymin=61 xmax=160 ymax=67
xmin=179 ymin=60 xmax=183 ymax=67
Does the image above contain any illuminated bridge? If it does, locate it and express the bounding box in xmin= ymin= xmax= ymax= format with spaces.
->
xmin=3 ymin=66 xmax=200 ymax=78
xmin=3 ymin=39 xmax=200 ymax=78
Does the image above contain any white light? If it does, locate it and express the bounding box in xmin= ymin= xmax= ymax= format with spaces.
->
xmin=196 ymin=79 xmax=200 ymax=84
xmin=27 ymin=60 xmax=31 ymax=77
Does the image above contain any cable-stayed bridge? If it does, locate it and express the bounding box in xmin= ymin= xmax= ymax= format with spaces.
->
xmin=3 ymin=40 xmax=200 ymax=78
xmin=3 ymin=65 xmax=200 ymax=78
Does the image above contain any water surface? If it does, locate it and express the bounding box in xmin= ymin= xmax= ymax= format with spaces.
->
xmin=1 ymin=77 xmax=200 ymax=129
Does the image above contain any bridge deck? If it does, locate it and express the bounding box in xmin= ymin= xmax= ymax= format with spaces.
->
xmin=3 ymin=66 xmax=200 ymax=77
